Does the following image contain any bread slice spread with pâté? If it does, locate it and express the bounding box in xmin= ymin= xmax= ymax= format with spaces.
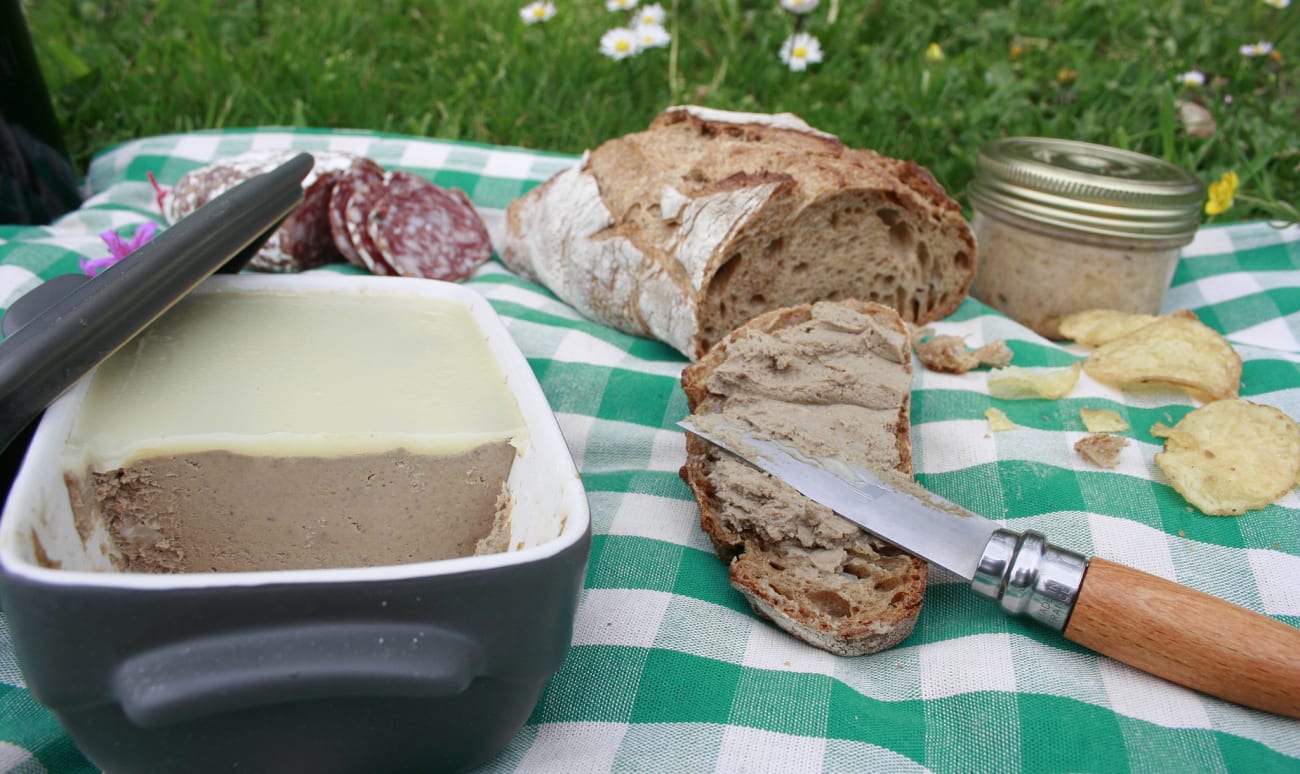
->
xmin=680 ymin=300 xmax=926 ymax=656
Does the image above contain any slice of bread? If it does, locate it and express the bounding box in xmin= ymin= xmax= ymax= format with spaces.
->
xmin=501 ymin=105 xmax=977 ymax=361
xmin=679 ymin=299 xmax=926 ymax=656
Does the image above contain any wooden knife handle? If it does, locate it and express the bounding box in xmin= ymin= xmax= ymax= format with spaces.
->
xmin=1063 ymin=557 xmax=1300 ymax=718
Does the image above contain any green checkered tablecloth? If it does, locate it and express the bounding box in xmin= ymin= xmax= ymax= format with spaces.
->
xmin=2 ymin=128 xmax=1298 ymax=773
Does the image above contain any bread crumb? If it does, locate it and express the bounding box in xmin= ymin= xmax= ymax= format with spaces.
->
xmin=1075 ymin=433 xmax=1127 ymax=468
xmin=985 ymin=407 xmax=1016 ymax=431
xmin=916 ymin=335 xmax=979 ymax=373
xmin=915 ymin=334 xmax=1013 ymax=374
xmin=908 ymin=324 xmax=935 ymax=348
xmin=973 ymin=340 xmax=1014 ymax=368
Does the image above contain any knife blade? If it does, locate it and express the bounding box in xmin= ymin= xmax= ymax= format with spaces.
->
xmin=679 ymin=415 xmax=1300 ymax=718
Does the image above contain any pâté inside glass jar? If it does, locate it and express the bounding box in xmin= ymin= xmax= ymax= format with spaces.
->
xmin=967 ymin=137 xmax=1205 ymax=339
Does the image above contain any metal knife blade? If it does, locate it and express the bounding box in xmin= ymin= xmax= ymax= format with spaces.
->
xmin=678 ymin=416 xmax=1000 ymax=580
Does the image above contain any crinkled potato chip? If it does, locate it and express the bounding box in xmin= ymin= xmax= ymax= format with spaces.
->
xmin=1059 ymin=309 xmax=1162 ymax=346
xmin=987 ymin=362 xmax=1081 ymax=400
xmin=985 ymin=407 xmax=1016 ymax=431
xmin=1083 ymin=316 xmax=1241 ymax=400
xmin=1080 ymin=407 xmax=1129 ymax=433
xmin=1149 ymin=421 xmax=1176 ymax=442
xmin=1154 ymin=399 xmax=1300 ymax=516
xmin=1060 ymin=309 xmax=1197 ymax=347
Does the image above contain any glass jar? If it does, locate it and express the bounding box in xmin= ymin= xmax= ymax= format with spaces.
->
xmin=968 ymin=137 xmax=1204 ymax=339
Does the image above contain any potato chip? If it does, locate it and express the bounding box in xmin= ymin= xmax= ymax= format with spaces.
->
xmin=1083 ymin=316 xmax=1241 ymax=400
xmin=1059 ymin=309 xmax=1197 ymax=347
xmin=1059 ymin=309 xmax=1162 ymax=346
xmin=987 ymin=362 xmax=1081 ymax=400
xmin=1080 ymin=408 xmax=1129 ymax=433
xmin=1153 ymin=399 xmax=1300 ymax=516
xmin=985 ymin=407 xmax=1015 ymax=431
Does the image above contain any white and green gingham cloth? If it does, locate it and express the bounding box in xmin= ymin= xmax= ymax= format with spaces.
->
xmin=1 ymin=129 xmax=1298 ymax=773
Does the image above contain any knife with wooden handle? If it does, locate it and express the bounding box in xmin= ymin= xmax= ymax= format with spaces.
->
xmin=679 ymin=416 xmax=1300 ymax=718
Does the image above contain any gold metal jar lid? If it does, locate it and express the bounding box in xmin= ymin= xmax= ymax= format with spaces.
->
xmin=969 ymin=137 xmax=1205 ymax=243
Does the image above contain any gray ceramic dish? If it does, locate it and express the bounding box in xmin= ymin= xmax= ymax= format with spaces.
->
xmin=0 ymin=275 xmax=591 ymax=773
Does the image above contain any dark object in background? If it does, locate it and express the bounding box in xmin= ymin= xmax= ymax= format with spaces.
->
xmin=0 ymin=0 xmax=82 ymax=225
xmin=0 ymin=415 xmax=35 ymax=502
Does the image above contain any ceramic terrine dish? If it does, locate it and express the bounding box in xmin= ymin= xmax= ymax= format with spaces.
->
xmin=0 ymin=273 xmax=590 ymax=773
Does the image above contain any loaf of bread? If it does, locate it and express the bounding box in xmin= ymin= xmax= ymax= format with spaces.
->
xmin=679 ymin=299 xmax=927 ymax=656
xmin=501 ymin=105 xmax=976 ymax=360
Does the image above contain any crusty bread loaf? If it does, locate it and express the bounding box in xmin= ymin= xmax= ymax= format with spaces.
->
xmin=501 ymin=105 xmax=976 ymax=361
xmin=679 ymin=299 xmax=926 ymax=656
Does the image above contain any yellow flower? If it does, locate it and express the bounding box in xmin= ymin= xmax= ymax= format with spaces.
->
xmin=925 ymin=42 xmax=944 ymax=62
xmin=1057 ymin=68 xmax=1078 ymax=84
xmin=1009 ymin=42 xmax=1025 ymax=61
xmin=1205 ymin=171 xmax=1239 ymax=216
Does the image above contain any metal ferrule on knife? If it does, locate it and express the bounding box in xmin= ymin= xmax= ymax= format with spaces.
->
xmin=971 ymin=529 xmax=1088 ymax=632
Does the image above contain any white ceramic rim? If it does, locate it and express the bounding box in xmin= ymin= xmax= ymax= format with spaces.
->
xmin=0 ymin=273 xmax=590 ymax=590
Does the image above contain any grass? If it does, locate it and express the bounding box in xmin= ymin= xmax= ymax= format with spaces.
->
xmin=22 ymin=0 xmax=1300 ymax=223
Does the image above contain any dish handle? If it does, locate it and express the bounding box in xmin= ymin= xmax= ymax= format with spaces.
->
xmin=112 ymin=621 xmax=482 ymax=727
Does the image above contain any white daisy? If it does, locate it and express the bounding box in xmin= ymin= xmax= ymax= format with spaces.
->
xmin=780 ymin=0 xmax=820 ymax=14
xmin=606 ymin=0 xmax=639 ymax=10
xmin=635 ymin=22 xmax=671 ymax=49
xmin=779 ymin=32 xmax=823 ymax=71
xmin=600 ymin=27 xmax=642 ymax=60
xmin=1263 ymin=0 xmax=1290 ymax=8
xmin=519 ymin=1 xmax=556 ymax=24
xmin=634 ymin=3 xmax=666 ymax=26
xmin=1239 ymin=40 xmax=1275 ymax=57
xmin=1175 ymin=70 xmax=1206 ymax=86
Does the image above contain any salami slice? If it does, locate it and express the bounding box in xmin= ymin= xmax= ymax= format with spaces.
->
xmin=383 ymin=170 xmax=437 ymax=198
xmin=276 ymin=168 xmax=346 ymax=272
xmin=343 ymin=175 xmax=398 ymax=276
xmin=164 ymin=150 xmax=359 ymax=271
xmin=160 ymin=152 xmax=487 ymax=282
xmin=328 ymin=157 xmax=385 ymax=268
xmin=164 ymin=158 xmax=277 ymax=224
xmin=368 ymin=179 xmax=492 ymax=282
xmin=242 ymin=151 xmax=355 ymax=272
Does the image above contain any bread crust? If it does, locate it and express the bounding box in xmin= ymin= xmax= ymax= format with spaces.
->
xmin=502 ymin=105 xmax=976 ymax=360
xmin=679 ymin=300 xmax=927 ymax=656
